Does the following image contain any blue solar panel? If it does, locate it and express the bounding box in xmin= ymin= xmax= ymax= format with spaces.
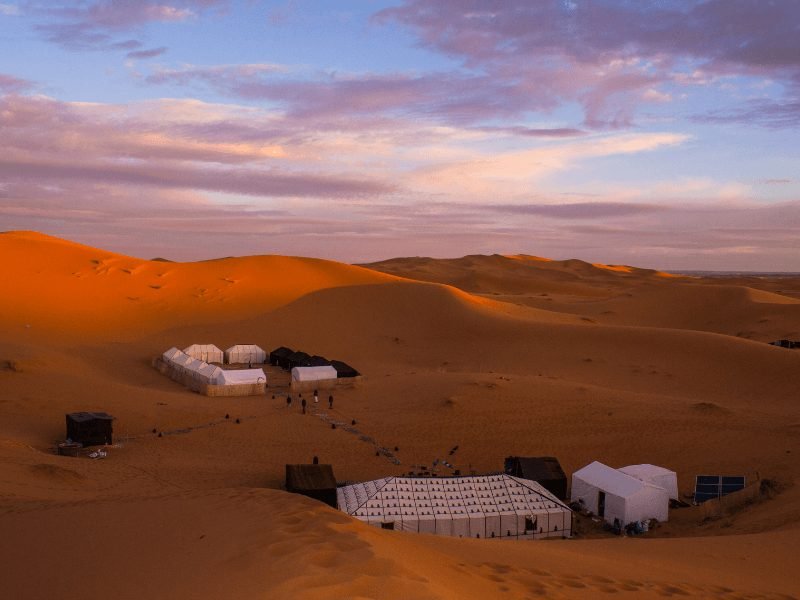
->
xmin=694 ymin=475 xmax=746 ymax=503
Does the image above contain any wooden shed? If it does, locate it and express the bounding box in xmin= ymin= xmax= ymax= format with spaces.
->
xmin=285 ymin=464 xmax=337 ymax=507
xmin=66 ymin=412 xmax=114 ymax=447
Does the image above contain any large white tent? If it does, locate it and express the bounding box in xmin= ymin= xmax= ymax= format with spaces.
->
xmin=619 ymin=464 xmax=679 ymax=500
xmin=338 ymin=475 xmax=571 ymax=539
xmin=213 ymin=368 xmax=267 ymax=386
xmin=224 ymin=345 xmax=266 ymax=365
xmin=198 ymin=363 xmax=224 ymax=384
xmin=183 ymin=358 xmax=208 ymax=381
xmin=183 ymin=344 xmax=223 ymax=364
xmin=171 ymin=353 xmax=194 ymax=368
xmin=291 ymin=366 xmax=338 ymax=382
xmin=571 ymin=461 xmax=669 ymax=525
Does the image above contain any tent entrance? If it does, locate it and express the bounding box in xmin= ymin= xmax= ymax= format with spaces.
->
xmin=598 ymin=491 xmax=606 ymax=518
xmin=381 ymin=522 xmax=395 ymax=530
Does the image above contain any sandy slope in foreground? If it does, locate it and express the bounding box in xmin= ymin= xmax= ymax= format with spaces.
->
xmin=1 ymin=232 xmax=799 ymax=599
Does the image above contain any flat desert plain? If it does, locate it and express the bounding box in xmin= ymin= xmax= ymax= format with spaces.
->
xmin=1 ymin=231 xmax=799 ymax=599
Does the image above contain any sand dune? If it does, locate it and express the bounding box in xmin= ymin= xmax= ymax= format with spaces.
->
xmin=1 ymin=233 xmax=799 ymax=599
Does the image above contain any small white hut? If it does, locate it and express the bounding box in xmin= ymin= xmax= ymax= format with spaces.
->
xmin=291 ymin=366 xmax=338 ymax=382
xmin=571 ymin=461 xmax=669 ymax=525
xmin=213 ymin=368 xmax=267 ymax=386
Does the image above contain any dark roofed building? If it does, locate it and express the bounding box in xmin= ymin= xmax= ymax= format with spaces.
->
xmin=287 ymin=351 xmax=312 ymax=370
xmin=269 ymin=346 xmax=294 ymax=368
xmin=768 ymin=339 xmax=799 ymax=349
xmin=285 ymin=464 xmax=337 ymax=507
xmin=308 ymin=355 xmax=332 ymax=367
xmin=330 ymin=360 xmax=360 ymax=378
xmin=66 ymin=412 xmax=114 ymax=447
xmin=504 ymin=456 xmax=568 ymax=501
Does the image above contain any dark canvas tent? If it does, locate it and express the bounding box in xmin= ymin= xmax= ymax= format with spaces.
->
xmin=269 ymin=346 xmax=294 ymax=368
xmin=287 ymin=351 xmax=312 ymax=370
xmin=504 ymin=456 xmax=568 ymax=500
xmin=330 ymin=360 xmax=360 ymax=378
xmin=66 ymin=412 xmax=114 ymax=446
xmin=308 ymin=355 xmax=332 ymax=367
xmin=285 ymin=464 xmax=337 ymax=507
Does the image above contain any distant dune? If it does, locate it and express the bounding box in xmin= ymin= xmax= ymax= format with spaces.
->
xmin=1 ymin=232 xmax=799 ymax=599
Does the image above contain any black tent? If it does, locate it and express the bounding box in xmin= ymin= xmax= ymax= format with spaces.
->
xmin=330 ymin=360 xmax=360 ymax=378
xmin=504 ymin=456 xmax=567 ymax=500
xmin=308 ymin=355 xmax=332 ymax=367
xmin=287 ymin=351 xmax=312 ymax=370
xmin=285 ymin=464 xmax=337 ymax=507
xmin=66 ymin=412 xmax=114 ymax=447
xmin=269 ymin=346 xmax=294 ymax=368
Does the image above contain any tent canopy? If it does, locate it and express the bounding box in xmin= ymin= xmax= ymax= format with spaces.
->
xmin=572 ymin=461 xmax=651 ymax=498
xmin=214 ymin=368 xmax=267 ymax=386
xmin=291 ymin=366 xmax=337 ymax=382
xmin=162 ymin=347 xmax=182 ymax=362
xmin=504 ymin=456 xmax=567 ymax=500
xmin=330 ymin=360 xmax=360 ymax=378
xmin=183 ymin=344 xmax=223 ymax=363
xmin=619 ymin=464 xmax=679 ymax=500
xmin=224 ymin=344 xmax=266 ymax=364
xmin=338 ymin=475 xmax=571 ymax=539
xmin=269 ymin=346 xmax=294 ymax=366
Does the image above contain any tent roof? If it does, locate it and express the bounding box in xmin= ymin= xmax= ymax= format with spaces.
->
xmin=619 ymin=464 xmax=676 ymax=479
xmin=183 ymin=343 xmax=222 ymax=352
xmin=338 ymin=474 xmax=571 ymax=517
xmin=308 ymin=355 xmax=331 ymax=366
xmin=330 ymin=360 xmax=360 ymax=376
xmin=573 ymin=461 xmax=663 ymax=498
xmin=225 ymin=344 xmax=265 ymax=352
xmin=291 ymin=365 xmax=337 ymax=381
xmin=506 ymin=456 xmax=566 ymax=482
xmin=162 ymin=347 xmax=182 ymax=360
xmin=286 ymin=464 xmax=336 ymax=491
xmin=270 ymin=346 xmax=294 ymax=356
xmin=184 ymin=358 xmax=207 ymax=373
xmin=217 ymin=368 xmax=266 ymax=385
xmin=67 ymin=412 xmax=114 ymax=422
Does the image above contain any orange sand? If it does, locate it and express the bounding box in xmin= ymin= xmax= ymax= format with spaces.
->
xmin=1 ymin=232 xmax=799 ymax=599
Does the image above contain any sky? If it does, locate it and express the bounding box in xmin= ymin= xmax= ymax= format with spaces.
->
xmin=1 ymin=1 xmax=799 ymax=270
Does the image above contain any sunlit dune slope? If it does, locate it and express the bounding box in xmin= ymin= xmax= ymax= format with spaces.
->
xmin=361 ymin=254 xmax=676 ymax=298
xmin=0 ymin=231 xmax=400 ymax=339
xmin=361 ymin=253 xmax=800 ymax=340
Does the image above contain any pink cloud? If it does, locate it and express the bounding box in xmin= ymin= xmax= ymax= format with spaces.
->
xmin=32 ymin=1 xmax=228 ymax=51
xmin=0 ymin=73 xmax=33 ymax=93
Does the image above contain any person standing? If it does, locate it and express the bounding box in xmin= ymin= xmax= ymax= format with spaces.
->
xmin=313 ymin=389 xmax=319 ymax=406
xmin=301 ymin=397 xmax=307 ymax=414
xmin=328 ymin=394 xmax=333 ymax=409
xmin=286 ymin=395 xmax=292 ymax=409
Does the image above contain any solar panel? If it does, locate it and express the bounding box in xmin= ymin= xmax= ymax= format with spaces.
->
xmin=694 ymin=475 xmax=746 ymax=503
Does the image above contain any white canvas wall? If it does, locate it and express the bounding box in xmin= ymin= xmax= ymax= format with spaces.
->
xmin=215 ymin=368 xmax=267 ymax=385
xmin=184 ymin=344 xmax=223 ymax=364
xmin=619 ymin=464 xmax=679 ymax=500
xmin=291 ymin=366 xmax=338 ymax=382
xmin=224 ymin=345 xmax=266 ymax=364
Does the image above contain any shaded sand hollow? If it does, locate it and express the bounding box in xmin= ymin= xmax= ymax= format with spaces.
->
xmin=1 ymin=231 xmax=799 ymax=599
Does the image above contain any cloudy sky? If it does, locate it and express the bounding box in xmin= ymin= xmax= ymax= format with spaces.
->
xmin=1 ymin=1 xmax=798 ymax=269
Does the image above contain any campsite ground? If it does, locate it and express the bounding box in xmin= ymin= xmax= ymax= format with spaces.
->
xmin=1 ymin=232 xmax=799 ymax=599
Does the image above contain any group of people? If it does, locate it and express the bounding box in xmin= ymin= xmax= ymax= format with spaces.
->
xmin=285 ymin=390 xmax=334 ymax=414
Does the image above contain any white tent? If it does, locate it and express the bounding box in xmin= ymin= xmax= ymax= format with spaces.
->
xmin=198 ymin=363 xmax=224 ymax=384
xmin=183 ymin=344 xmax=223 ymax=364
xmin=291 ymin=366 xmax=338 ymax=382
xmin=571 ymin=461 xmax=669 ymax=525
xmin=224 ymin=344 xmax=266 ymax=365
xmin=183 ymin=358 xmax=208 ymax=381
xmin=338 ymin=475 xmax=571 ymax=539
xmin=170 ymin=353 xmax=193 ymax=368
xmin=162 ymin=347 xmax=182 ymax=362
xmin=213 ymin=368 xmax=267 ymax=386
xmin=619 ymin=464 xmax=679 ymax=500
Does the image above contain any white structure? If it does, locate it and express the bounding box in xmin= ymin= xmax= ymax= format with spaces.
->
xmin=224 ymin=344 xmax=266 ymax=365
xmin=183 ymin=344 xmax=223 ymax=364
xmin=291 ymin=366 xmax=337 ymax=382
xmin=571 ymin=461 xmax=669 ymax=525
xmin=162 ymin=347 xmax=183 ymax=362
xmin=619 ymin=464 xmax=679 ymax=500
xmin=213 ymin=368 xmax=267 ymax=386
xmin=171 ymin=353 xmax=194 ymax=369
xmin=183 ymin=358 xmax=208 ymax=381
xmin=338 ymin=475 xmax=571 ymax=539
xmin=198 ymin=363 xmax=224 ymax=384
